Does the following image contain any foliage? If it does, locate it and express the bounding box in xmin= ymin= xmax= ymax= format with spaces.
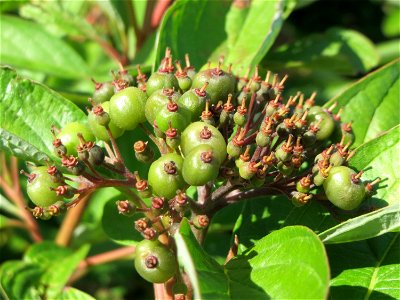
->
xmin=0 ymin=0 xmax=399 ymax=299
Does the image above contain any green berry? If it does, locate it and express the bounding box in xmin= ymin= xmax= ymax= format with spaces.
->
xmin=323 ymin=166 xmax=366 ymax=210
xmin=92 ymin=81 xmax=114 ymax=104
xmin=307 ymin=106 xmax=335 ymax=141
xmin=27 ymin=166 xmax=62 ymax=207
xmin=88 ymin=102 xmax=125 ymax=142
xmin=178 ymin=85 xmax=210 ymax=121
xmin=57 ymin=122 xmax=94 ymax=157
xmin=146 ymin=71 xmax=179 ymax=96
xmin=181 ymin=122 xmax=227 ymax=164
xmin=145 ymin=89 xmax=181 ymax=125
xmin=155 ymin=102 xmax=190 ymax=133
xmin=191 ymin=67 xmax=235 ymax=104
xmin=109 ymin=87 xmax=147 ymax=130
xmin=148 ymin=153 xmax=186 ymax=199
xmin=182 ymin=145 xmax=220 ymax=186
xmin=134 ymin=239 xmax=177 ymax=283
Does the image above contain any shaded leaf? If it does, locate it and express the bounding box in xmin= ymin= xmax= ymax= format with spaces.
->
xmin=232 ymin=195 xmax=337 ymax=251
xmin=24 ymin=242 xmax=90 ymax=299
xmin=265 ymin=28 xmax=379 ymax=75
xmin=154 ymin=0 xmax=231 ymax=70
xmin=0 ymin=261 xmax=43 ymax=300
xmin=382 ymin=7 xmax=400 ymax=38
xmin=324 ymin=59 xmax=399 ymax=147
xmin=0 ymin=15 xmax=89 ymax=78
xmin=19 ymin=1 xmax=91 ymax=38
xmin=349 ymin=125 xmax=400 ymax=206
xmin=0 ymin=67 xmax=86 ymax=161
xmin=319 ymin=204 xmax=400 ymax=244
xmin=102 ymin=196 xmax=143 ymax=246
xmin=0 ymin=128 xmax=50 ymax=164
xmin=328 ymin=233 xmax=400 ymax=299
xmin=59 ymin=287 xmax=95 ymax=300
xmin=377 ymin=39 xmax=400 ymax=65
xmin=175 ymin=218 xmax=228 ymax=299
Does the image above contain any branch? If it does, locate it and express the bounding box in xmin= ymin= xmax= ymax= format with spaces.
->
xmin=69 ymin=246 xmax=136 ymax=284
xmin=55 ymin=192 xmax=92 ymax=247
xmin=0 ymin=156 xmax=42 ymax=242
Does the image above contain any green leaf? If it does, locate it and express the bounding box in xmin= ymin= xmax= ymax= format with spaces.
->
xmin=0 ymin=67 xmax=86 ymax=161
xmin=101 ymin=196 xmax=143 ymax=246
xmin=377 ymin=39 xmax=400 ymax=65
xmin=227 ymin=226 xmax=330 ymax=299
xmin=265 ymin=28 xmax=379 ymax=76
xmin=349 ymin=125 xmax=400 ymax=206
xmin=382 ymin=7 xmax=400 ymax=38
xmin=319 ymin=204 xmax=400 ymax=244
xmin=0 ymin=193 xmax=21 ymax=218
xmin=0 ymin=15 xmax=89 ymax=78
xmin=328 ymin=232 xmax=400 ymax=299
xmin=24 ymin=242 xmax=90 ymax=299
xmin=324 ymin=59 xmax=400 ymax=147
xmin=0 ymin=261 xmax=43 ymax=300
xmin=225 ymin=0 xmax=284 ymax=73
xmin=19 ymin=1 xmax=90 ymax=38
xmin=154 ymin=0 xmax=231 ymax=70
xmin=225 ymin=2 xmax=250 ymax=51
xmin=176 ymin=219 xmax=330 ymax=299
xmin=24 ymin=241 xmax=72 ymax=266
xmin=0 ymin=128 xmax=50 ymax=164
xmin=175 ymin=218 xmax=228 ymax=299
xmin=59 ymin=287 xmax=95 ymax=300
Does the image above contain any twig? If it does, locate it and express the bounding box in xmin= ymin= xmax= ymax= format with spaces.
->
xmin=69 ymin=246 xmax=136 ymax=284
xmin=139 ymin=124 xmax=168 ymax=155
xmin=55 ymin=192 xmax=92 ymax=247
xmin=106 ymin=127 xmax=125 ymax=165
xmin=0 ymin=156 xmax=42 ymax=242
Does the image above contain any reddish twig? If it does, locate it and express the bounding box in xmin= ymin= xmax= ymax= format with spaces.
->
xmin=0 ymin=156 xmax=42 ymax=242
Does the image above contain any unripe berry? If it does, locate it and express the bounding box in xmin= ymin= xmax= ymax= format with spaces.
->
xmin=182 ymin=145 xmax=220 ymax=186
xmin=88 ymin=101 xmax=124 ymax=142
xmin=25 ymin=166 xmax=63 ymax=207
xmin=323 ymin=166 xmax=366 ymax=210
xmin=148 ymin=153 xmax=186 ymax=199
xmin=134 ymin=239 xmax=177 ymax=283
xmin=56 ymin=122 xmax=95 ymax=157
xmin=109 ymin=87 xmax=147 ymax=130
xmin=181 ymin=122 xmax=227 ymax=164
xmin=146 ymin=71 xmax=180 ymax=96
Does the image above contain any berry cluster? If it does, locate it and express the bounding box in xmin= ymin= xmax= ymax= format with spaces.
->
xmin=21 ymin=48 xmax=380 ymax=292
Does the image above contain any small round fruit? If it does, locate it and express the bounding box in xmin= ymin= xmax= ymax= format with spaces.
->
xmin=134 ymin=239 xmax=177 ymax=283
xmin=182 ymin=145 xmax=220 ymax=186
xmin=155 ymin=103 xmax=190 ymax=133
xmin=323 ymin=166 xmax=366 ymax=210
xmin=307 ymin=106 xmax=335 ymax=141
xmin=93 ymin=81 xmax=114 ymax=104
xmin=145 ymin=89 xmax=181 ymax=125
xmin=88 ymin=101 xmax=125 ymax=141
xmin=148 ymin=153 xmax=186 ymax=199
xmin=146 ymin=72 xmax=180 ymax=96
xmin=178 ymin=88 xmax=210 ymax=121
xmin=181 ymin=122 xmax=227 ymax=163
xmin=109 ymin=87 xmax=147 ymax=130
xmin=27 ymin=166 xmax=62 ymax=207
xmin=57 ymin=122 xmax=94 ymax=157
xmin=191 ymin=68 xmax=235 ymax=104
